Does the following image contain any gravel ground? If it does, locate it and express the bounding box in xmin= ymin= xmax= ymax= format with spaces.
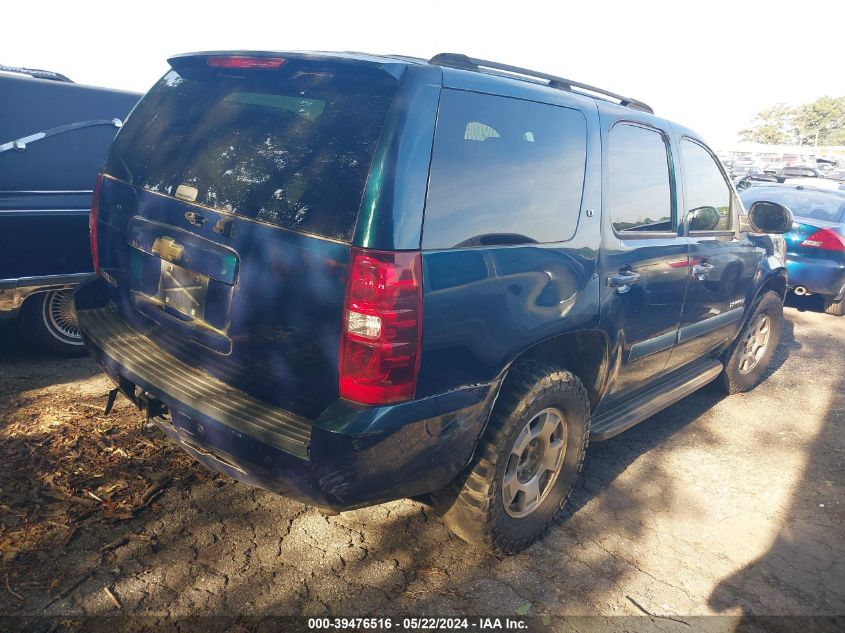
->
xmin=0 ymin=296 xmax=842 ymax=625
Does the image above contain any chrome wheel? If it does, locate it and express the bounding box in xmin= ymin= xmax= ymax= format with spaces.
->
xmin=738 ymin=313 xmax=770 ymax=374
xmin=42 ymin=290 xmax=83 ymax=345
xmin=502 ymin=407 xmax=567 ymax=519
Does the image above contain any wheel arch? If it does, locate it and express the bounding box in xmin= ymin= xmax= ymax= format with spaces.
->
xmin=19 ymin=286 xmax=86 ymax=354
xmin=756 ymin=270 xmax=788 ymax=302
xmin=747 ymin=270 xmax=788 ymax=319
xmin=501 ymin=329 xmax=610 ymax=410
xmin=722 ymin=269 xmax=787 ymax=363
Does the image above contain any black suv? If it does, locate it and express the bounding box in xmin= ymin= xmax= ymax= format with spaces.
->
xmin=76 ymin=52 xmax=793 ymax=553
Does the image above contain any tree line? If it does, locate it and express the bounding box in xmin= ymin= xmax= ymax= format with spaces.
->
xmin=740 ymin=96 xmax=845 ymax=146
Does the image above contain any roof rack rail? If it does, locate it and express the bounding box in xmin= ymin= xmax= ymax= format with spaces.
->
xmin=428 ymin=53 xmax=653 ymax=114
xmin=0 ymin=64 xmax=73 ymax=83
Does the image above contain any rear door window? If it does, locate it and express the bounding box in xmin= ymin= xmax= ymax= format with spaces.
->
xmin=608 ymin=124 xmax=674 ymax=233
xmin=105 ymin=64 xmax=397 ymax=242
xmin=422 ymin=90 xmax=587 ymax=249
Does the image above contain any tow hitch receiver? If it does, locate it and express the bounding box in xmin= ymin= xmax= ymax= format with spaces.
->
xmin=102 ymin=377 xmax=167 ymax=421
xmin=138 ymin=391 xmax=168 ymax=420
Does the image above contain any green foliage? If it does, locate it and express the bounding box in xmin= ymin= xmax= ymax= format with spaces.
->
xmin=740 ymin=97 xmax=845 ymax=146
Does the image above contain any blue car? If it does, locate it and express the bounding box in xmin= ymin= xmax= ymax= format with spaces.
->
xmin=0 ymin=65 xmax=139 ymax=353
xmin=740 ymin=184 xmax=845 ymax=316
xmin=76 ymin=51 xmax=793 ymax=552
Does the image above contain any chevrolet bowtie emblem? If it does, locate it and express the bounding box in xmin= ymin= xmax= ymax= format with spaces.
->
xmin=151 ymin=236 xmax=185 ymax=263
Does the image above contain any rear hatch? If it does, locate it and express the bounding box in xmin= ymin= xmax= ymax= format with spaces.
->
xmin=95 ymin=53 xmax=399 ymax=418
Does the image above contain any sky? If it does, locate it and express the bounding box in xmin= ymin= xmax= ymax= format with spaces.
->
xmin=4 ymin=0 xmax=844 ymax=149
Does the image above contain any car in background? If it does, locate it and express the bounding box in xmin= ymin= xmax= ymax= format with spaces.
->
xmin=816 ymin=159 xmax=837 ymax=173
xmin=740 ymin=184 xmax=845 ymax=315
xmin=730 ymin=164 xmax=766 ymax=182
xmin=0 ymin=65 xmax=139 ymax=354
xmin=735 ymin=173 xmax=780 ymax=191
xmin=826 ymin=168 xmax=845 ymax=183
xmin=781 ymin=177 xmax=843 ymax=191
xmin=779 ymin=165 xmax=826 ymax=180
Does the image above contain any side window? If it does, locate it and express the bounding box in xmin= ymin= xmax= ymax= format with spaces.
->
xmin=422 ymin=90 xmax=587 ymax=249
xmin=609 ymin=124 xmax=674 ymax=233
xmin=680 ymin=139 xmax=733 ymax=232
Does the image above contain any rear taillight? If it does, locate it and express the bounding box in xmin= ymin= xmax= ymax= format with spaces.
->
xmin=89 ymin=173 xmax=102 ymax=275
xmin=801 ymin=228 xmax=845 ymax=252
xmin=339 ymin=248 xmax=423 ymax=405
xmin=207 ymin=56 xmax=286 ymax=69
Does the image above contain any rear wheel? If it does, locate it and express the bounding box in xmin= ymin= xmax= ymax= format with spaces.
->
xmin=432 ymin=363 xmax=590 ymax=554
xmin=823 ymin=296 xmax=844 ymax=317
xmin=720 ymin=290 xmax=783 ymax=394
xmin=20 ymin=289 xmax=86 ymax=356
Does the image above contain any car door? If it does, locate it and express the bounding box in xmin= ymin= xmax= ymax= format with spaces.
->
xmin=598 ymin=120 xmax=689 ymax=402
xmin=667 ymin=137 xmax=757 ymax=370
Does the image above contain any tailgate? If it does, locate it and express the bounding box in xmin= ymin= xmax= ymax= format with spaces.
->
xmin=94 ymin=54 xmax=398 ymax=418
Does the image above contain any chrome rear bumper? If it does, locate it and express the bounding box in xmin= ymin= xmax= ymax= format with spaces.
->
xmin=0 ymin=272 xmax=94 ymax=315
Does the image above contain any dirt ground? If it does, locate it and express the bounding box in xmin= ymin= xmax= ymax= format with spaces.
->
xmin=0 ymin=295 xmax=842 ymax=627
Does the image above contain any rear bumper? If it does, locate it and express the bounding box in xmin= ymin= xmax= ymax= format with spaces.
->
xmin=786 ymin=255 xmax=845 ymax=299
xmin=0 ymin=272 xmax=94 ymax=317
xmin=75 ymin=279 xmax=497 ymax=511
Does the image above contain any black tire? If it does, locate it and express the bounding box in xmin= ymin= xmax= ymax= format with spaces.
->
xmin=823 ymin=296 xmax=844 ymax=317
xmin=19 ymin=289 xmax=86 ymax=357
xmin=720 ymin=290 xmax=783 ymax=394
xmin=432 ymin=363 xmax=590 ymax=554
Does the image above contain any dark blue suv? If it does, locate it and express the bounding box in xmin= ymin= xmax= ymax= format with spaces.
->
xmin=76 ymin=52 xmax=794 ymax=552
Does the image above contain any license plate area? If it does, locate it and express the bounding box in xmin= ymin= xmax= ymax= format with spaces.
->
xmin=158 ymin=261 xmax=209 ymax=320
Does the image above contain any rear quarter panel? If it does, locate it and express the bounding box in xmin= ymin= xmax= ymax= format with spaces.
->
xmin=786 ymin=220 xmax=845 ymax=296
xmin=415 ymin=93 xmax=603 ymax=397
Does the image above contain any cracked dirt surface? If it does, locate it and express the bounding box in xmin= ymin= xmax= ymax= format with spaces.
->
xmin=1 ymin=297 xmax=843 ymax=622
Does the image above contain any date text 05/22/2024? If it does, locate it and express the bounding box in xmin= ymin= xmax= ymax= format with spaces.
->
xmin=307 ymin=617 xmax=530 ymax=630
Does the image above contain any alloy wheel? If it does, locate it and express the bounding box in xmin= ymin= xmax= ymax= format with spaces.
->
xmin=501 ymin=407 xmax=567 ymax=518
xmin=738 ymin=313 xmax=770 ymax=374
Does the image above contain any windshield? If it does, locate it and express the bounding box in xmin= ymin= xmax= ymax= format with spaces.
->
xmin=105 ymin=64 xmax=397 ymax=241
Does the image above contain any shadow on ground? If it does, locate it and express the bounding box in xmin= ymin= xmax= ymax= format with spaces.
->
xmin=709 ymin=367 xmax=844 ymax=615
xmin=1 ymin=307 xmax=842 ymax=622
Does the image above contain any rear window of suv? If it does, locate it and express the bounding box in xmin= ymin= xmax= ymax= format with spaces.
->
xmin=104 ymin=63 xmax=397 ymax=242
xmin=422 ymin=90 xmax=587 ymax=249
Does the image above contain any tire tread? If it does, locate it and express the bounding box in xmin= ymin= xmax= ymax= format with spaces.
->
xmin=435 ymin=362 xmax=590 ymax=554
xmin=720 ymin=290 xmax=783 ymax=394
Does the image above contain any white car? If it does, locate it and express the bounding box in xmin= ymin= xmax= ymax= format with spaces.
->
xmin=782 ymin=178 xmax=843 ymax=191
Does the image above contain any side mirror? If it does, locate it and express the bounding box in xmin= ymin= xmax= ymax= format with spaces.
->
xmin=747 ymin=201 xmax=794 ymax=234
xmin=688 ymin=206 xmax=722 ymax=232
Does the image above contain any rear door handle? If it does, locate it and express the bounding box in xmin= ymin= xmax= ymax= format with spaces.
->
xmin=608 ymin=270 xmax=641 ymax=292
xmin=692 ymin=262 xmax=715 ymax=280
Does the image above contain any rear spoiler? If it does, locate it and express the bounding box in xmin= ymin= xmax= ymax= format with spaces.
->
xmin=167 ymin=51 xmax=408 ymax=81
